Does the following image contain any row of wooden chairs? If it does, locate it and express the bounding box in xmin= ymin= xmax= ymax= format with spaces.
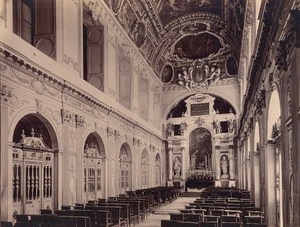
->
xmin=162 ymin=187 xmax=267 ymax=227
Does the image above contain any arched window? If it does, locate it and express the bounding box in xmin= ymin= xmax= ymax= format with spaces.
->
xmin=83 ymin=133 xmax=105 ymax=202
xmin=140 ymin=150 xmax=149 ymax=189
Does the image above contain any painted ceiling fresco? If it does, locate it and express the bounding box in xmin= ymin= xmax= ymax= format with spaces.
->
xmin=104 ymin=0 xmax=246 ymax=89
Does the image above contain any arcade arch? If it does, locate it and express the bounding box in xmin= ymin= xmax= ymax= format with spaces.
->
xmin=119 ymin=143 xmax=132 ymax=194
xmin=155 ymin=154 xmax=161 ymax=187
xmin=140 ymin=149 xmax=149 ymax=189
xmin=11 ymin=113 xmax=59 ymax=215
xmin=83 ymin=133 xmax=105 ymax=202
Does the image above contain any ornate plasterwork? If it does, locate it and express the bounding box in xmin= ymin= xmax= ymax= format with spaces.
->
xmin=1 ymin=48 xmax=163 ymax=144
xmin=0 ymin=56 xmax=61 ymax=99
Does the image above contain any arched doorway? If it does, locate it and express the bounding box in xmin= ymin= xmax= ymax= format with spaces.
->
xmin=155 ymin=154 xmax=161 ymax=187
xmin=140 ymin=149 xmax=149 ymax=189
xmin=12 ymin=114 xmax=58 ymax=215
xmin=119 ymin=143 xmax=132 ymax=194
xmin=83 ymin=133 xmax=105 ymax=202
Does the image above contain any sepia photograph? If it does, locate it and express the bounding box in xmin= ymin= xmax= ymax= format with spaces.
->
xmin=0 ymin=0 xmax=299 ymax=226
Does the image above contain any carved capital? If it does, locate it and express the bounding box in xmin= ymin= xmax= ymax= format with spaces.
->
xmin=133 ymin=137 xmax=141 ymax=147
xmin=61 ymin=109 xmax=76 ymax=127
xmin=114 ymin=130 xmax=121 ymax=141
xmin=107 ymin=127 xmax=114 ymax=138
xmin=75 ymin=114 xmax=85 ymax=128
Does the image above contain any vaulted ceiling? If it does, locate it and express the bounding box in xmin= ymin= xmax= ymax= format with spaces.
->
xmin=104 ymin=0 xmax=246 ymax=85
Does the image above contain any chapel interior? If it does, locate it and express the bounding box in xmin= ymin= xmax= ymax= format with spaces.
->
xmin=0 ymin=0 xmax=300 ymax=227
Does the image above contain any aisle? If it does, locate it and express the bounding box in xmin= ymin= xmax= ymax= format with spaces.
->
xmin=134 ymin=197 xmax=196 ymax=227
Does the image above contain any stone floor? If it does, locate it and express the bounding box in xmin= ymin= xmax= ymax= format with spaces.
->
xmin=134 ymin=197 xmax=196 ymax=227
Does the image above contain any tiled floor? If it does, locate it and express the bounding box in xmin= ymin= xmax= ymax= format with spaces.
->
xmin=134 ymin=197 xmax=197 ymax=227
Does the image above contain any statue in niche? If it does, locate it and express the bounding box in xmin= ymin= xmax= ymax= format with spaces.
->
xmin=167 ymin=123 xmax=174 ymax=137
xmin=213 ymin=119 xmax=221 ymax=134
xmin=228 ymin=118 xmax=234 ymax=133
xmin=220 ymin=155 xmax=229 ymax=179
xmin=180 ymin=121 xmax=187 ymax=135
xmin=173 ymin=156 xmax=182 ymax=178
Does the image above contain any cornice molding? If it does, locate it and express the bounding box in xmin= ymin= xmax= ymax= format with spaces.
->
xmin=0 ymin=47 xmax=163 ymax=142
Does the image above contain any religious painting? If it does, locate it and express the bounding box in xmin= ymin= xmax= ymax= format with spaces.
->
xmin=156 ymin=0 xmax=222 ymax=25
xmin=131 ymin=21 xmax=146 ymax=48
xmin=189 ymin=128 xmax=212 ymax=170
xmin=174 ymin=33 xmax=223 ymax=60
xmin=161 ymin=64 xmax=174 ymax=83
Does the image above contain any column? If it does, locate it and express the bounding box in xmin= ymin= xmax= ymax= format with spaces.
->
xmin=264 ymin=142 xmax=276 ymax=227
xmin=0 ymin=86 xmax=12 ymax=221
xmin=168 ymin=148 xmax=173 ymax=181
xmin=76 ymin=121 xmax=85 ymax=203
xmin=246 ymin=157 xmax=251 ymax=191
xmin=253 ymin=152 xmax=261 ymax=207
xmin=61 ymin=109 xmax=76 ymax=205
xmin=229 ymin=143 xmax=235 ymax=180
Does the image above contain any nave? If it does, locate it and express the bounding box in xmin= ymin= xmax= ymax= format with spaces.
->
xmin=1 ymin=0 xmax=300 ymax=226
